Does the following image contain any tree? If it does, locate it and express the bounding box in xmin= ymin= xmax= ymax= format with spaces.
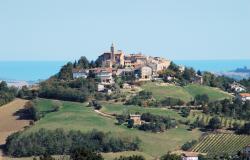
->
xmin=114 ymin=155 xmax=145 ymax=160
xmin=194 ymin=94 xmax=209 ymax=106
xmin=160 ymin=152 xmax=181 ymax=160
xmin=180 ymin=108 xmax=190 ymax=117
xmin=58 ymin=62 xmax=73 ymax=80
xmin=208 ymin=117 xmax=221 ymax=130
xmin=183 ymin=67 xmax=196 ymax=82
xmin=181 ymin=140 xmax=197 ymax=151
xmin=0 ymin=81 xmax=8 ymax=91
xmin=127 ymin=119 xmax=134 ymax=128
xmin=70 ymin=148 xmax=103 ymax=160
xmin=77 ymin=56 xmax=89 ymax=69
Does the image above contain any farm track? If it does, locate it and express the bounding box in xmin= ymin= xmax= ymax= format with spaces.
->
xmin=0 ymin=99 xmax=29 ymax=159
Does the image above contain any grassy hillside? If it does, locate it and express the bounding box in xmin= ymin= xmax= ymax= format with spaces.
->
xmin=22 ymin=99 xmax=201 ymax=158
xmin=192 ymin=134 xmax=250 ymax=156
xmin=141 ymin=82 xmax=232 ymax=103
xmin=101 ymin=102 xmax=184 ymax=120
xmin=184 ymin=84 xmax=232 ymax=102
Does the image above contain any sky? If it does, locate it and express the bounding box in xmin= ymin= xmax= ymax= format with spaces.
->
xmin=0 ymin=0 xmax=249 ymax=61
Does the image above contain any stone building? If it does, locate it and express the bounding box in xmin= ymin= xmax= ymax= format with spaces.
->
xmin=134 ymin=66 xmax=153 ymax=80
xmin=129 ymin=114 xmax=141 ymax=125
xmin=98 ymin=43 xmax=125 ymax=68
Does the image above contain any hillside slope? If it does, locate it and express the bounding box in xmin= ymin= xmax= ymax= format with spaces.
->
xmin=142 ymin=82 xmax=232 ymax=103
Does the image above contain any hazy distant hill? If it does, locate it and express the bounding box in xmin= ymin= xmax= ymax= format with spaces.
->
xmin=218 ymin=66 xmax=250 ymax=80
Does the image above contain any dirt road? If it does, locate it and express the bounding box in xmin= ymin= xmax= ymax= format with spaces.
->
xmin=0 ymin=99 xmax=30 ymax=159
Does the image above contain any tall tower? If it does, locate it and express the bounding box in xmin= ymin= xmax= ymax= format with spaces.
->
xmin=111 ymin=43 xmax=115 ymax=62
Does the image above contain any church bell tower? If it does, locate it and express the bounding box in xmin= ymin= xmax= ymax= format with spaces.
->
xmin=111 ymin=43 xmax=115 ymax=62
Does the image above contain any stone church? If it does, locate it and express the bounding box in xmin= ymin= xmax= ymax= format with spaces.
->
xmin=98 ymin=43 xmax=125 ymax=68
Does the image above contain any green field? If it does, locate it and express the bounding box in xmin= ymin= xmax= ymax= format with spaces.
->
xmin=21 ymin=99 xmax=202 ymax=159
xmin=192 ymin=134 xmax=250 ymax=156
xmin=101 ymin=102 xmax=184 ymax=120
xmin=141 ymin=82 xmax=232 ymax=103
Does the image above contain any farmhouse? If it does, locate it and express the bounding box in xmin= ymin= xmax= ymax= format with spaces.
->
xmin=129 ymin=114 xmax=141 ymax=125
xmin=238 ymin=93 xmax=250 ymax=102
xmin=181 ymin=152 xmax=198 ymax=160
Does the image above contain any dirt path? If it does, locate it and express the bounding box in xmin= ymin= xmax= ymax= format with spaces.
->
xmin=94 ymin=109 xmax=115 ymax=119
xmin=0 ymin=99 xmax=30 ymax=159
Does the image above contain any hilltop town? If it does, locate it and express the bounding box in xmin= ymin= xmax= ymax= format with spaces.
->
xmin=73 ymin=43 xmax=172 ymax=82
xmin=1 ymin=45 xmax=250 ymax=160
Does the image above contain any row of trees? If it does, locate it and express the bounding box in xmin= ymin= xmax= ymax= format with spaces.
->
xmin=203 ymin=98 xmax=250 ymax=120
xmin=38 ymin=78 xmax=97 ymax=102
xmin=0 ymin=81 xmax=17 ymax=106
xmin=6 ymin=129 xmax=141 ymax=157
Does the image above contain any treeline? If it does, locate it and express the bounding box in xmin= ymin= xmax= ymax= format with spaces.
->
xmin=203 ymin=98 xmax=250 ymax=121
xmin=0 ymin=81 xmax=17 ymax=106
xmin=5 ymin=129 xmax=141 ymax=157
xmin=38 ymin=78 xmax=97 ymax=102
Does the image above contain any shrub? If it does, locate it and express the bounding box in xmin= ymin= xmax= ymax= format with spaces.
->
xmin=114 ymin=155 xmax=145 ymax=160
xmin=181 ymin=140 xmax=197 ymax=151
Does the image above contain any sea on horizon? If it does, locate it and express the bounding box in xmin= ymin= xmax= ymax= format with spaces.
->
xmin=0 ymin=60 xmax=250 ymax=82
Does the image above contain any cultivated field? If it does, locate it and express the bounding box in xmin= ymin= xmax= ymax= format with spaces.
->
xmin=0 ymin=99 xmax=29 ymax=160
xmin=141 ymin=82 xmax=232 ymax=103
xmin=192 ymin=134 xmax=250 ymax=156
xmin=21 ymin=99 xmax=202 ymax=158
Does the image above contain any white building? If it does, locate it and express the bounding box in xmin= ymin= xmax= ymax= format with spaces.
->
xmin=238 ymin=93 xmax=250 ymax=102
xmin=182 ymin=153 xmax=198 ymax=160
xmin=230 ymin=82 xmax=246 ymax=92
xmin=95 ymin=68 xmax=114 ymax=85
xmin=73 ymin=69 xmax=89 ymax=79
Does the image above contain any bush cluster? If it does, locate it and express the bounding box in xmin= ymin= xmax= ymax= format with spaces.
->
xmin=6 ymin=129 xmax=141 ymax=157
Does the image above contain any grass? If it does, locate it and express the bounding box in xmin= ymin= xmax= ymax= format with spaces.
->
xmin=141 ymin=82 xmax=232 ymax=103
xmin=192 ymin=133 xmax=250 ymax=156
xmin=101 ymin=102 xmax=184 ymax=120
xmin=184 ymin=84 xmax=232 ymax=102
xmin=22 ymin=99 xmax=202 ymax=158
xmin=102 ymin=151 xmax=154 ymax=160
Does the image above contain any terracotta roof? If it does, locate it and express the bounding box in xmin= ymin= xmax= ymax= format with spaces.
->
xmin=72 ymin=69 xmax=89 ymax=73
xmin=183 ymin=152 xmax=199 ymax=157
xmin=240 ymin=93 xmax=250 ymax=97
xmin=88 ymin=68 xmax=112 ymax=73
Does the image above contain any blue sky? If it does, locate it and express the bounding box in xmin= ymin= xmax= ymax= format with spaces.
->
xmin=0 ymin=0 xmax=249 ymax=61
